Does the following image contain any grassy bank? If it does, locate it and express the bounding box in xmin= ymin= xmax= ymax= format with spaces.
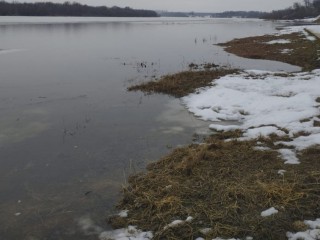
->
xmin=110 ymin=27 xmax=320 ymax=239
xmin=218 ymin=32 xmax=320 ymax=71
xmin=128 ymin=67 xmax=238 ymax=97
xmin=110 ymin=132 xmax=320 ymax=239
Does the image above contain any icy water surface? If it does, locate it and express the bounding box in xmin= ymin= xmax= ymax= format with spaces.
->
xmin=0 ymin=17 xmax=299 ymax=239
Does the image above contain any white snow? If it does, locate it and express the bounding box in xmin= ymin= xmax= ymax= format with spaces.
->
xmin=281 ymin=49 xmax=293 ymax=54
xmin=164 ymin=220 xmax=184 ymax=230
xmin=118 ymin=210 xmax=129 ymax=218
xmin=99 ymin=226 xmax=153 ymax=240
xmin=278 ymin=25 xmax=317 ymax=41
xmin=302 ymin=16 xmax=320 ymax=22
xmin=278 ymin=169 xmax=287 ymax=176
xmin=287 ymin=219 xmax=320 ymax=240
xmin=261 ymin=207 xmax=279 ymax=217
xmin=164 ymin=216 xmax=194 ymax=230
xmin=305 ymin=25 xmax=320 ymax=39
xmin=254 ymin=146 xmax=271 ymax=151
xmin=267 ymin=39 xmax=291 ymax=44
xmin=278 ymin=149 xmax=300 ymax=164
xmin=186 ymin=216 xmax=194 ymax=222
xmin=182 ymin=69 xmax=320 ymax=161
xmin=305 ymin=219 xmax=320 ymax=229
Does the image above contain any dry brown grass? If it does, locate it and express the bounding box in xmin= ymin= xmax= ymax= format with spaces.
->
xmin=218 ymin=32 xmax=320 ymax=71
xmin=110 ymin=132 xmax=320 ymax=239
xmin=128 ymin=68 xmax=238 ymax=97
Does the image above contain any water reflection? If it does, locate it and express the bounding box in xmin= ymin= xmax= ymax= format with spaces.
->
xmin=0 ymin=21 xmax=136 ymax=34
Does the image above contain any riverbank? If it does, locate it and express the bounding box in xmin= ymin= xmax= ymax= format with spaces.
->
xmin=218 ymin=27 xmax=320 ymax=71
xmin=104 ymin=24 xmax=320 ymax=240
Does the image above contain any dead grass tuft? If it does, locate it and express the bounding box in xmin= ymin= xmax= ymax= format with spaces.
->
xmin=128 ymin=68 xmax=238 ymax=97
xmin=110 ymin=132 xmax=320 ymax=239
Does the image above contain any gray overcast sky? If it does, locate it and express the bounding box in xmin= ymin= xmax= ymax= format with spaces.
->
xmin=24 ymin=0 xmax=306 ymax=12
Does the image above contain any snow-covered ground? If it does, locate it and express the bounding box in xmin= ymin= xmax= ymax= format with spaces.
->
xmin=183 ymin=69 xmax=320 ymax=165
xmin=181 ymin=24 xmax=320 ymax=240
xmin=267 ymin=39 xmax=291 ymax=44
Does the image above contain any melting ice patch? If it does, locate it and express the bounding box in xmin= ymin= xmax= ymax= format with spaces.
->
xmin=182 ymin=69 xmax=320 ymax=161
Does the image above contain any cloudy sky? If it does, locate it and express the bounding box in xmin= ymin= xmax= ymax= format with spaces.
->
xmin=25 ymin=0 xmax=305 ymax=12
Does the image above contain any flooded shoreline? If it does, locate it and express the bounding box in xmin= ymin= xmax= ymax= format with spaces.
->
xmin=107 ymin=24 xmax=320 ymax=240
xmin=0 ymin=17 xmax=300 ymax=239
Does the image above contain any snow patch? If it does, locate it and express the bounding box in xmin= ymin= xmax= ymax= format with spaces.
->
xmin=261 ymin=207 xmax=279 ymax=217
xmin=278 ymin=149 xmax=300 ymax=164
xmin=281 ymin=49 xmax=293 ymax=54
xmin=254 ymin=146 xmax=271 ymax=151
xmin=164 ymin=220 xmax=184 ymax=229
xmin=267 ymin=39 xmax=291 ymax=44
xmin=182 ymin=69 xmax=320 ymax=162
xmin=287 ymin=218 xmax=320 ymax=240
xmin=164 ymin=216 xmax=194 ymax=230
xmin=118 ymin=210 xmax=129 ymax=218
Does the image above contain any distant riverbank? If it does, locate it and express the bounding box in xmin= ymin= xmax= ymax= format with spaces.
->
xmin=0 ymin=1 xmax=158 ymax=17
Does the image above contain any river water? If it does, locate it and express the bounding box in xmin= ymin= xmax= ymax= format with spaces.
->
xmin=0 ymin=17 xmax=299 ymax=240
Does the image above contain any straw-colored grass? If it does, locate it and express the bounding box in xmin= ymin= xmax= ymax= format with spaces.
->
xmin=219 ymin=32 xmax=320 ymax=71
xmin=110 ymin=132 xmax=320 ymax=239
xmin=128 ymin=68 xmax=238 ymax=97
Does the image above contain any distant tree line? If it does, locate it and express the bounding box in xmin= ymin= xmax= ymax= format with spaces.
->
xmin=0 ymin=1 xmax=158 ymax=17
xmin=157 ymin=11 xmax=266 ymax=18
xmin=211 ymin=11 xmax=267 ymax=18
xmin=262 ymin=0 xmax=320 ymax=19
xmin=158 ymin=11 xmax=189 ymax=17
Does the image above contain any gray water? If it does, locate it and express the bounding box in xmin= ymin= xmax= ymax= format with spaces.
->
xmin=0 ymin=17 xmax=299 ymax=240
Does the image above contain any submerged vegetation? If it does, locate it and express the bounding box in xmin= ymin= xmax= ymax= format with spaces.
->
xmin=128 ymin=67 xmax=238 ymax=97
xmin=110 ymin=132 xmax=320 ymax=239
xmin=219 ymin=32 xmax=320 ymax=71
